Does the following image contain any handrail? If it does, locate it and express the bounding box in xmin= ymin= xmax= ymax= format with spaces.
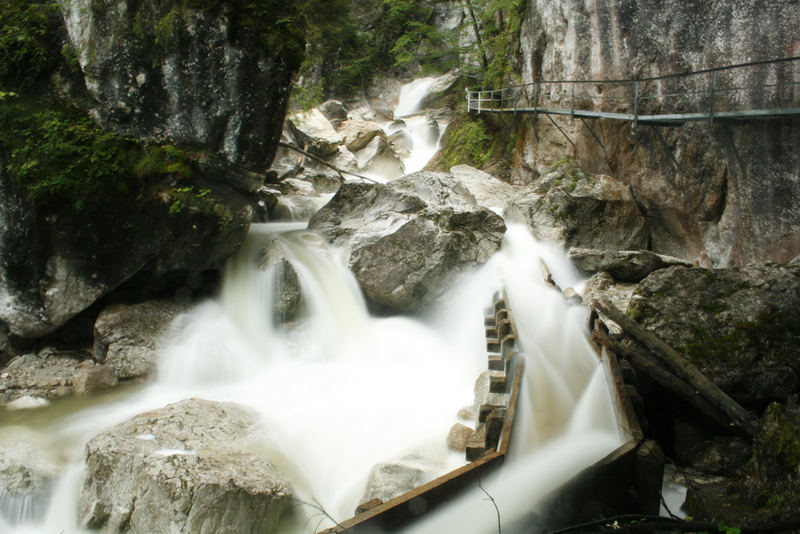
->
xmin=465 ymin=56 xmax=800 ymax=126
xmin=467 ymin=56 xmax=800 ymax=90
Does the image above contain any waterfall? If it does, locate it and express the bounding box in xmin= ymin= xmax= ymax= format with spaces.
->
xmin=389 ymin=76 xmax=446 ymax=175
xmin=1 ymin=78 xmax=624 ymax=534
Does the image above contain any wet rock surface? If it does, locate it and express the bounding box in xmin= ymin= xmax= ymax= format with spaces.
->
xmin=569 ymin=248 xmax=691 ymax=282
xmin=628 ymin=264 xmax=800 ymax=410
xmin=309 ymin=172 xmax=505 ymax=313
xmin=512 ymin=167 xmax=648 ymax=251
xmin=0 ymin=349 xmax=97 ymax=404
xmin=80 ymin=398 xmax=292 ymax=534
xmin=59 ymin=0 xmax=297 ymax=171
xmin=518 ymin=0 xmax=800 ymax=266
xmin=93 ymin=300 xmax=190 ymax=379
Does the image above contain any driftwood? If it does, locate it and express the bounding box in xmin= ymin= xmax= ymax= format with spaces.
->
xmin=593 ymin=330 xmax=739 ymax=435
xmin=592 ymin=298 xmax=757 ymax=438
xmin=277 ymin=141 xmax=378 ymax=184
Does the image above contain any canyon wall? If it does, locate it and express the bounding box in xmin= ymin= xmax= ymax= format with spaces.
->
xmin=517 ymin=0 xmax=800 ymax=266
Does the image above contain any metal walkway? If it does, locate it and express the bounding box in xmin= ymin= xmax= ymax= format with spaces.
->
xmin=467 ymin=57 xmax=800 ymax=127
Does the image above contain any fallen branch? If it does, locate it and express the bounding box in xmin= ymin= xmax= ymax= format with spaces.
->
xmin=278 ymin=142 xmax=378 ymax=184
xmin=478 ymin=479 xmax=502 ymax=534
xmin=592 ymin=298 xmax=757 ymax=438
xmin=593 ymin=329 xmax=738 ymax=435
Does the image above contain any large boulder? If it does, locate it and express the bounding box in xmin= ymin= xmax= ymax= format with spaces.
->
xmin=308 ymin=172 xmax=506 ymax=314
xmin=354 ymin=136 xmax=405 ymax=180
xmin=58 ymin=0 xmax=299 ymax=171
xmin=569 ymin=248 xmax=691 ymax=282
xmin=511 ymin=166 xmax=648 ymax=251
xmin=627 ymin=264 xmax=800 ymax=409
xmin=0 ymin=146 xmax=252 ymax=339
xmin=449 ymin=165 xmax=518 ymax=214
xmin=80 ymin=398 xmax=292 ymax=534
xmin=287 ymin=108 xmax=344 ymax=158
xmin=93 ymin=300 xmax=190 ymax=379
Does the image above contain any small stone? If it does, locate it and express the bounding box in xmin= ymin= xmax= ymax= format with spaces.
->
xmin=7 ymin=396 xmax=50 ymax=411
xmin=447 ymin=423 xmax=473 ymax=452
xmin=73 ymin=364 xmax=118 ymax=395
xmin=563 ymin=287 xmax=583 ymax=304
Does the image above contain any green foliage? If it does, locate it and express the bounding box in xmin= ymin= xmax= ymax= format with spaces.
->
xmin=0 ymin=100 xmax=192 ymax=211
xmin=0 ymin=1 xmax=60 ymax=91
xmin=167 ymin=185 xmax=232 ymax=228
xmin=717 ymin=525 xmax=742 ymax=534
xmin=462 ymin=0 xmax=526 ymax=86
xmin=441 ymin=117 xmax=496 ymax=169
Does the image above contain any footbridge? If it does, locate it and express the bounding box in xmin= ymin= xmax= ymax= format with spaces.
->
xmin=467 ymin=57 xmax=800 ymax=127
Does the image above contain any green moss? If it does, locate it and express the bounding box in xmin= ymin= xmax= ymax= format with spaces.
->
xmin=0 ymin=1 xmax=60 ymax=91
xmin=682 ymin=309 xmax=800 ymax=367
xmin=441 ymin=117 xmax=496 ymax=169
xmin=167 ymin=186 xmax=232 ymax=228
xmin=0 ymin=98 xmax=193 ymax=212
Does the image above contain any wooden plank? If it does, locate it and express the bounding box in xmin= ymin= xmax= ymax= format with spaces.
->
xmin=592 ymin=298 xmax=757 ymax=438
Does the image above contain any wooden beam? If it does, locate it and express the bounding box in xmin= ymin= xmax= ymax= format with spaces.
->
xmin=592 ymin=299 xmax=757 ymax=438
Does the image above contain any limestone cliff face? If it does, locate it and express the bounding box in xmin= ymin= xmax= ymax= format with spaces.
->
xmin=58 ymin=0 xmax=298 ymax=171
xmin=517 ymin=0 xmax=800 ymax=266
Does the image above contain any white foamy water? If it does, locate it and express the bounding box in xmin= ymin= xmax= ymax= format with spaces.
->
xmin=1 ymin=78 xmax=625 ymax=533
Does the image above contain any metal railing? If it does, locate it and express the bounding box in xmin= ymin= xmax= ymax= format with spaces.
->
xmin=466 ymin=56 xmax=800 ymax=126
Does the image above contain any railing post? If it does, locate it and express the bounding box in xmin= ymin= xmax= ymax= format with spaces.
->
xmin=633 ymin=80 xmax=640 ymax=129
xmin=709 ymin=71 xmax=717 ymax=126
xmin=478 ymin=90 xmax=482 ymax=113
xmin=466 ymin=88 xmax=471 ymax=112
xmin=571 ymin=81 xmax=575 ymax=121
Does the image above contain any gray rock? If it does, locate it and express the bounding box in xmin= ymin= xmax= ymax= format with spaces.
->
xmin=580 ymin=272 xmax=638 ymax=335
xmin=0 ymin=428 xmax=60 ymax=525
xmin=517 ymin=0 xmax=800 ymax=266
xmin=58 ymin=0 xmax=297 ymax=171
xmin=447 ymin=423 xmax=473 ymax=453
xmin=360 ymin=459 xmax=435 ymax=504
xmin=569 ymin=248 xmax=692 ymax=282
xmin=287 ymin=109 xmax=344 ymax=158
xmin=93 ymin=301 xmax=190 ymax=379
xmin=0 ymin=428 xmax=59 ymax=497
xmin=80 ymin=398 xmax=292 ymax=534
xmin=628 ymin=264 xmax=800 ymax=409
xmin=0 ymin=149 xmax=252 ymax=339
xmin=72 ymin=362 xmax=118 ymax=395
xmin=450 ymin=165 xmax=518 ymax=214
xmin=511 ymin=169 xmax=648 ymax=251
xmin=0 ymin=350 xmax=86 ymax=404
xmin=318 ymin=99 xmax=348 ymax=123
xmin=338 ymin=118 xmax=385 ymax=152
xmin=354 ymin=135 xmax=405 ymax=180
xmin=309 ymin=172 xmax=506 ymax=314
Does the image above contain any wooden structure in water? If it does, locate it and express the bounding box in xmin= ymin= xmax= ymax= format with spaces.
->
xmin=318 ymin=292 xmax=524 ymax=534
xmin=320 ymin=282 xmax=666 ymax=533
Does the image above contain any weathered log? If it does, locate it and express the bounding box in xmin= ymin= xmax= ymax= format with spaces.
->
xmin=593 ymin=330 xmax=738 ymax=435
xmin=592 ymin=298 xmax=757 ymax=438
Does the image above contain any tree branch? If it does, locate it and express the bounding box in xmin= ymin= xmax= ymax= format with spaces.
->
xmin=277 ymin=141 xmax=378 ymax=184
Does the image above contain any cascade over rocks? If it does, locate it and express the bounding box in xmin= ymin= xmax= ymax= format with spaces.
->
xmin=80 ymin=398 xmax=292 ymax=534
xmin=93 ymin=300 xmax=190 ymax=379
xmin=309 ymin=172 xmax=506 ymax=314
xmin=511 ymin=167 xmax=648 ymax=251
xmin=627 ymin=264 xmax=800 ymax=409
xmin=58 ymin=0 xmax=297 ymax=171
xmin=517 ymin=0 xmax=800 ymax=265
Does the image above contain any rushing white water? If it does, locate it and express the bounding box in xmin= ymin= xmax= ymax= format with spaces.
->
xmin=1 ymin=78 xmax=625 ymax=534
xmin=387 ymin=76 xmax=446 ymax=176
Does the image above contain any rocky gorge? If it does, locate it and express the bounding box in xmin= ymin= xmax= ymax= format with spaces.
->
xmin=0 ymin=0 xmax=799 ymax=533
